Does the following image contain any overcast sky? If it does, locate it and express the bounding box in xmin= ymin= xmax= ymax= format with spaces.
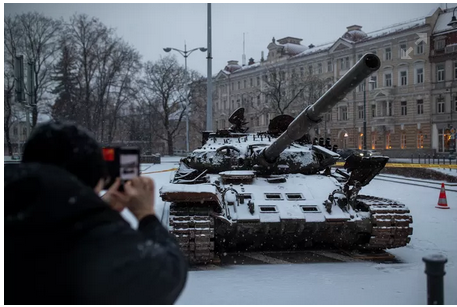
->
xmin=4 ymin=2 xmax=451 ymax=76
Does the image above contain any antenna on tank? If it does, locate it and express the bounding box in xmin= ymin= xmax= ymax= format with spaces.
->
xmin=242 ymin=33 xmax=246 ymax=66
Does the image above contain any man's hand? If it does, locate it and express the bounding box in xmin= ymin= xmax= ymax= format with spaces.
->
xmin=123 ymin=177 xmax=155 ymax=221
xmin=101 ymin=178 xmax=130 ymax=212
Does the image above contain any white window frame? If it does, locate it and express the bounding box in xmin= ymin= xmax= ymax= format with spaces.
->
xmin=385 ymin=47 xmax=392 ymax=61
xmin=437 ymin=98 xmax=445 ymax=114
xmin=399 ymin=41 xmax=407 ymax=58
xmin=384 ymin=72 xmax=392 ymax=87
xmin=399 ymin=69 xmax=408 ymax=86
xmin=401 ymin=100 xmax=407 ymax=116
xmin=436 ymin=63 xmax=445 ymax=82
xmin=370 ymin=75 xmax=378 ymax=90
xmin=417 ymin=99 xmax=424 ymax=115
xmin=414 ymin=63 xmax=424 ymax=84
xmin=416 ymin=41 xmax=424 ymax=55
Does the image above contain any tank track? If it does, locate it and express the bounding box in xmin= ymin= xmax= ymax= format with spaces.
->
xmin=357 ymin=195 xmax=413 ymax=249
xmin=168 ymin=204 xmax=215 ymax=264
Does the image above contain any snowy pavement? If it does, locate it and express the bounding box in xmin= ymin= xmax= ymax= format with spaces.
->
xmin=121 ymin=160 xmax=457 ymax=305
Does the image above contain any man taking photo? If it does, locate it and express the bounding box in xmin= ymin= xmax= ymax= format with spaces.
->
xmin=4 ymin=121 xmax=188 ymax=304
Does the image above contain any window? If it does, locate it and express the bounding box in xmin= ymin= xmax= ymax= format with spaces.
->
xmin=417 ymin=133 xmax=424 ymax=149
xmin=22 ymin=127 xmax=27 ymax=136
xmin=416 ymin=67 xmax=424 ymax=84
xmin=231 ymin=82 xmax=234 ymax=90
xmin=370 ymin=76 xmax=377 ymax=90
xmin=244 ymin=80 xmax=247 ymax=88
xmin=13 ymin=127 xmax=18 ymax=136
xmin=371 ymin=104 xmax=376 ymax=118
xmin=384 ymin=73 xmax=392 ymax=87
xmin=401 ymin=133 xmax=407 ymax=149
xmin=257 ymin=76 xmax=260 ymax=86
xmin=399 ymin=42 xmax=407 ymax=58
xmin=435 ymin=39 xmax=445 ymax=51
xmin=437 ymin=97 xmax=445 ymax=113
xmin=280 ymin=71 xmax=286 ymax=80
xmin=388 ymin=101 xmax=393 ymax=116
xmin=385 ymin=47 xmax=392 ymax=60
xmin=340 ymin=58 xmax=345 ymax=70
xmin=401 ymin=101 xmax=407 ymax=116
xmin=386 ymin=133 xmax=391 ymax=149
xmin=400 ymin=70 xmax=408 ymax=86
xmin=300 ymin=67 xmax=304 ymax=77
xmin=358 ymin=105 xmax=364 ymax=119
xmin=231 ymin=100 xmax=235 ymax=109
xmin=371 ymin=133 xmax=377 ymax=150
xmin=417 ymin=99 xmax=424 ymax=114
xmin=257 ymin=95 xmax=261 ymax=106
xmin=454 ymin=62 xmax=457 ymax=79
xmin=454 ymin=95 xmax=457 ymax=112
xmin=438 ymin=128 xmax=451 ymax=152
xmin=437 ymin=64 xmax=445 ymax=82
xmin=238 ymin=81 xmax=240 ymax=89
xmin=308 ymin=65 xmax=313 ymax=75
xmin=250 ymin=78 xmax=253 ymax=87
xmin=416 ymin=41 xmax=424 ymax=54
xmin=345 ymin=57 xmax=350 ymax=69
xmin=339 ymin=106 xmax=348 ymax=121
xmin=317 ymin=63 xmax=322 ymax=74
xmin=327 ymin=61 xmax=332 ymax=72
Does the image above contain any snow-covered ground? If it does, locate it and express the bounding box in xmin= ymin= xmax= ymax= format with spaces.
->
xmin=121 ymin=159 xmax=457 ymax=305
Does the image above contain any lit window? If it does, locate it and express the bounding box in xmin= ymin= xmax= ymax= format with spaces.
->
xmin=401 ymin=133 xmax=407 ymax=149
xmin=417 ymin=133 xmax=424 ymax=149
xmin=386 ymin=133 xmax=391 ymax=149
xmin=371 ymin=133 xmax=377 ymax=149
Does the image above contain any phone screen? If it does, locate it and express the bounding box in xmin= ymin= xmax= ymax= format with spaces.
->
xmin=120 ymin=153 xmax=139 ymax=181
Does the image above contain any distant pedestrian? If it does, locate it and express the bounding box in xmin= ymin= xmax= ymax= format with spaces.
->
xmin=4 ymin=121 xmax=187 ymax=304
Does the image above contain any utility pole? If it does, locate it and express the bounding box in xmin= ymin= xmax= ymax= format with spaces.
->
xmin=206 ymin=3 xmax=213 ymax=131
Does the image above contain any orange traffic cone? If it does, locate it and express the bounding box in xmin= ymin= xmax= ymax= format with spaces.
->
xmin=436 ymin=183 xmax=450 ymax=209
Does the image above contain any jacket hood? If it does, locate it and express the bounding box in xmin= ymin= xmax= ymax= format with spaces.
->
xmin=5 ymin=162 xmax=109 ymax=230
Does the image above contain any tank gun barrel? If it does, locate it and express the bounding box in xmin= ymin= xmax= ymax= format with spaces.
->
xmin=262 ymin=53 xmax=381 ymax=163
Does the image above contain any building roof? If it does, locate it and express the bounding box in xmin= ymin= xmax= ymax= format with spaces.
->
xmin=433 ymin=8 xmax=457 ymax=35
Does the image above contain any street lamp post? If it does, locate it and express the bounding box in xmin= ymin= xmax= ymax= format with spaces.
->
xmin=363 ymin=77 xmax=376 ymax=151
xmin=163 ymin=43 xmax=207 ymax=153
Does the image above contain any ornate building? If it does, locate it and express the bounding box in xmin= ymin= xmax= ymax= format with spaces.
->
xmin=212 ymin=6 xmax=457 ymax=157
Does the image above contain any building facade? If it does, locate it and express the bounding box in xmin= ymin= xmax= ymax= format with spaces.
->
xmin=212 ymin=6 xmax=457 ymax=157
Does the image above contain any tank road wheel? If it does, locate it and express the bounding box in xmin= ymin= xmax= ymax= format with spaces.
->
xmin=168 ymin=204 xmax=216 ymax=264
xmin=356 ymin=195 xmax=413 ymax=250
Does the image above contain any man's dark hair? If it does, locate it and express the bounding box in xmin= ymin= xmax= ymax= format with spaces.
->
xmin=22 ymin=121 xmax=106 ymax=189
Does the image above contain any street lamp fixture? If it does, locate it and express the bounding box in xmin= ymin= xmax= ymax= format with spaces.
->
xmin=447 ymin=7 xmax=457 ymax=28
xmin=163 ymin=43 xmax=207 ymax=153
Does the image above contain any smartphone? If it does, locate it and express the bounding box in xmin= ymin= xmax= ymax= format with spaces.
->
xmin=102 ymin=147 xmax=140 ymax=191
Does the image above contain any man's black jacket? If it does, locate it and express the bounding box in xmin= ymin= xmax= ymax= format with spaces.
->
xmin=4 ymin=163 xmax=188 ymax=305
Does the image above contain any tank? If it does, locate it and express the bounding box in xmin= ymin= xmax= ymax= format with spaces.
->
xmin=160 ymin=54 xmax=413 ymax=264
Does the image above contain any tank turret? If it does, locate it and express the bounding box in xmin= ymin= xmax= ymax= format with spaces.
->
xmin=258 ymin=53 xmax=380 ymax=165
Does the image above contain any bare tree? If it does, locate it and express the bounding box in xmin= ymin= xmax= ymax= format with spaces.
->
xmin=137 ymin=56 xmax=200 ymax=156
xmin=13 ymin=12 xmax=63 ymax=127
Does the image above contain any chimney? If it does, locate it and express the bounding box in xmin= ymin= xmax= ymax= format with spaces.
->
xmin=248 ymin=58 xmax=255 ymax=65
xmin=308 ymin=44 xmax=315 ymax=49
xmin=346 ymin=25 xmax=362 ymax=31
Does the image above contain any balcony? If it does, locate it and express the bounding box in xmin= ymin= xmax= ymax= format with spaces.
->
xmin=431 ymin=113 xmax=452 ymax=122
xmin=371 ymin=116 xmax=395 ymax=126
